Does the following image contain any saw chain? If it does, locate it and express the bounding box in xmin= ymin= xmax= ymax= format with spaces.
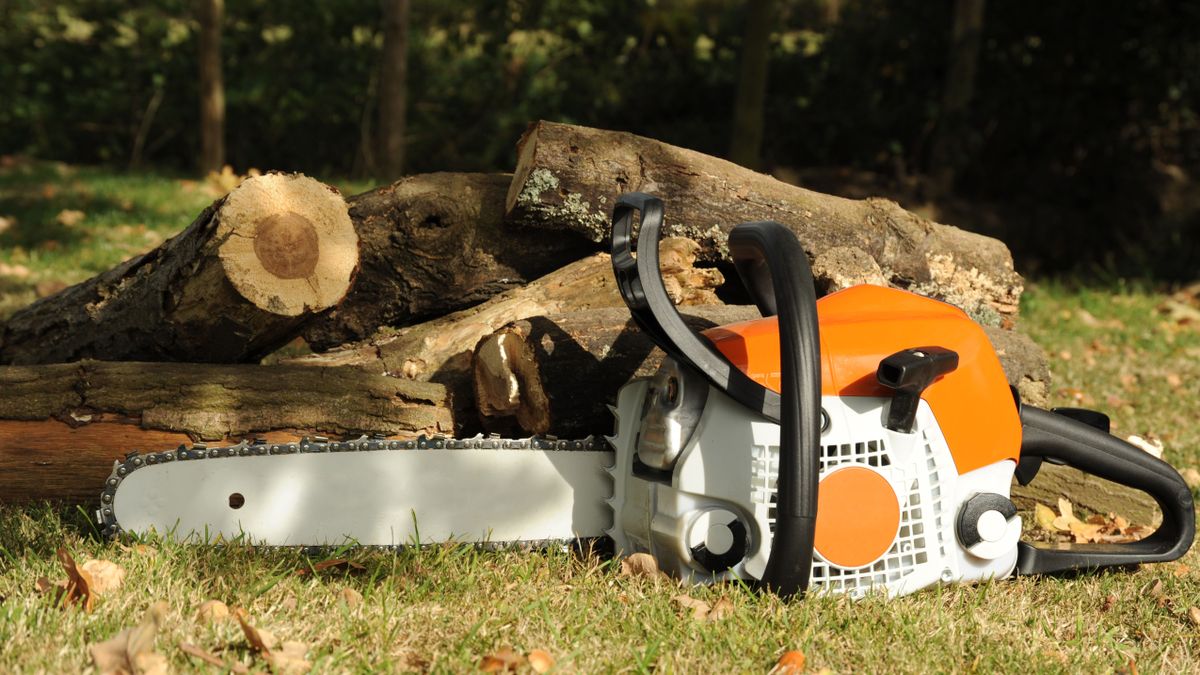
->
xmin=96 ymin=433 xmax=607 ymax=540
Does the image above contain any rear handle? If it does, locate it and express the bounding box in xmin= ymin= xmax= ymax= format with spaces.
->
xmin=1015 ymin=405 xmax=1195 ymax=575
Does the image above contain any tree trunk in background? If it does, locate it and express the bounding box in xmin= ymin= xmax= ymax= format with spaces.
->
xmin=197 ymin=0 xmax=225 ymax=174
xmin=378 ymin=0 xmax=411 ymax=181
xmin=928 ymin=0 xmax=986 ymax=198
xmin=729 ymin=0 xmax=773 ymax=170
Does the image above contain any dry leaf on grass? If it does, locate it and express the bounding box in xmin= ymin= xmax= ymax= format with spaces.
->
xmin=234 ymin=607 xmax=310 ymax=674
xmin=81 ymin=560 xmax=126 ymax=595
xmin=267 ymin=641 xmax=312 ymax=675
xmin=336 ymin=587 xmax=363 ymax=608
xmin=620 ymin=552 xmax=666 ymax=580
xmin=89 ymin=601 xmax=168 ymax=675
xmin=672 ymin=594 xmax=733 ymax=621
xmin=195 ymin=599 xmax=230 ymax=623
xmin=55 ymin=209 xmax=85 ymax=227
xmin=296 ymin=558 xmax=367 ymax=577
xmin=234 ymin=607 xmax=278 ymax=653
xmin=769 ymin=650 xmax=807 ymax=674
xmin=1030 ymin=499 xmax=1149 ymax=544
xmin=708 ymin=596 xmax=734 ymax=620
xmin=479 ymin=647 xmax=526 ymax=672
xmin=1181 ymin=467 xmax=1200 ymax=490
xmin=55 ymin=547 xmax=94 ymax=610
xmin=1188 ymin=606 xmax=1200 ymax=627
xmin=180 ymin=642 xmax=227 ymax=668
xmin=527 ymin=649 xmax=555 ymax=673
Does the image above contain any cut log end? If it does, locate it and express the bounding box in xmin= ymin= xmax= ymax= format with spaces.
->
xmin=217 ymin=173 xmax=358 ymax=317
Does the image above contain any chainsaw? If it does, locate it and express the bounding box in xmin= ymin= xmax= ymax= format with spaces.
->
xmin=98 ymin=193 xmax=1196 ymax=598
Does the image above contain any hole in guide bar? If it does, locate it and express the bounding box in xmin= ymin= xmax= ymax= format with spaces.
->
xmin=228 ymin=493 xmax=245 ymax=509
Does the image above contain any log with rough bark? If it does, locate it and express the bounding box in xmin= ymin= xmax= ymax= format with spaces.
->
xmin=289 ymin=238 xmax=723 ymax=430
xmin=0 ymin=173 xmax=359 ymax=365
xmin=302 ymin=172 xmax=595 ymax=351
xmin=506 ymin=121 xmax=1023 ymax=326
xmin=471 ymin=306 xmax=1051 ymax=438
xmin=0 ymin=361 xmax=452 ymax=503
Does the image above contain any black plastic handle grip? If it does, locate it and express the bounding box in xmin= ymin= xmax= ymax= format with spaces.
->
xmin=727 ymin=222 xmax=823 ymax=598
xmin=1015 ymin=406 xmax=1196 ymax=575
xmin=609 ymin=193 xmax=823 ymax=597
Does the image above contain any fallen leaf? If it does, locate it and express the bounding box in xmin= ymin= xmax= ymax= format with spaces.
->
xmin=336 ymin=587 xmax=363 ymax=608
xmin=708 ymin=596 xmax=735 ymax=621
xmin=620 ymin=552 xmax=664 ymax=579
xmin=0 ymin=215 xmax=13 ymax=234
xmin=57 ymin=547 xmax=94 ymax=611
xmin=1126 ymin=435 xmax=1164 ymax=459
xmin=89 ymin=601 xmax=168 ymax=675
xmin=34 ymin=576 xmax=62 ymax=595
xmin=56 ymin=209 xmax=85 ymax=227
xmin=297 ymin=558 xmax=367 ymax=576
xmin=1034 ymin=503 xmax=1057 ymax=531
xmin=266 ymin=641 xmax=311 ymax=675
xmin=1101 ymin=594 xmax=1117 ymax=612
xmin=1171 ymin=563 xmax=1191 ymax=578
xmin=770 ymin=650 xmax=807 ymax=674
xmin=1166 ymin=373 xmax=1183 ymax=389
xmin=0 ymin=262 xmax=29 ymax=278
xmin=673 ymin=594 xmax=711 ymax=620
xmin=1188 ymin=606 xmax=1200 ymax=627
xmin=527 ymin=649 xmax=555 ymax=673
xmin=480 ymin=647 xmax=526 ymax=672
xmin=1051 ymin=498 xmax=1077 ymax=531
xmin=195 ymin=599 xmax=230 ymax=623
xmin=1180 ymin=468 xmax=1200 ymax=490
xmin=181 ymin=642 xmax=227 ymax=668
xmin=81 ymin=560 xmax=126 ymax=595
xmin=234 ymin=607 xmax=278 ymax=654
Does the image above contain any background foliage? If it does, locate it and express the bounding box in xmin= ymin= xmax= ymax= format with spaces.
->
xmin=2 ymin=0 xmax=1199 ymax=276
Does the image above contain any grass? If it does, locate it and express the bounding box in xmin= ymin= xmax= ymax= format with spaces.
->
xmin=1 ymin=162 xmax=1198 ymax=673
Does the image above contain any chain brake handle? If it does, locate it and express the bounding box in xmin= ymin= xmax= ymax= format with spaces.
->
xmin=609 ymin=193 xmax=822 ymax=597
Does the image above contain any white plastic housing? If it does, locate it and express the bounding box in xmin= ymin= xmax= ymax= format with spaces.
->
xmin=607 ymin=378 xmax=1020 ymax=598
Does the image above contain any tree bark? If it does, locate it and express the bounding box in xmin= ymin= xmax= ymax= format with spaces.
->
xmin=471 ymin=306 xmax=1051 ymax=438
xmin=291 ymin=239 xmax=722 ymax=432
xmin=0 ymin=360 xmax=452 ymax=503
xmin=0 ymin=174 xmax=359 ymax=365
xmin=927 ymin=0 xmax=986 ymax=198
xmin=729 ymin=0 xmax=773 ymax=169
xmin=302 ymin=173 xmax=595 ymax=351
xmin=377 ymin=0 xmax=410 ymax=181
xmin=506 ymin=121 xmax=1023 ymax=326
xmin=197 ymin=0 xmax=225 ymax=174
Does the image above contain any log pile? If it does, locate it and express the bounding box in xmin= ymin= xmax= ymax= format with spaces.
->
xmin=0 ymin=122 xmax=1084 ymax=514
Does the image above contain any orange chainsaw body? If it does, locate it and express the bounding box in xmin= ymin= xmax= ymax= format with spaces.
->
xmin=703 ymin=285 xmax=1022 ymax=476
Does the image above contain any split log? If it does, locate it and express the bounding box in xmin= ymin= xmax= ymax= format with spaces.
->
xmin=0 ymin=361 xmax=452 ymax=503
xmin=506 ymin=121 xmax=1023 ymax=326
xmin=0 ymin=174 xmax=359 ymax=365
xmin=471 ymin=306 xmax=1051 ymax=438
xmin=289 ymin=238 xmax=723 ymax=430
xmin=302 ymin=173 xmax=596 ymax=351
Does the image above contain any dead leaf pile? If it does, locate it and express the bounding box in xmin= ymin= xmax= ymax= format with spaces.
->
xmin=1032 ymin=498 xmax=1149 ymax=544
xmin=235 ymin=607 xmax=311 ymax=674
xmin=89 ymin=601 xmax=169 ymax=675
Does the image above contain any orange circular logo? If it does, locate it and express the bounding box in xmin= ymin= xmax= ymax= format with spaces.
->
xmin=813 ymin=466 xmax=901 ymax=569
